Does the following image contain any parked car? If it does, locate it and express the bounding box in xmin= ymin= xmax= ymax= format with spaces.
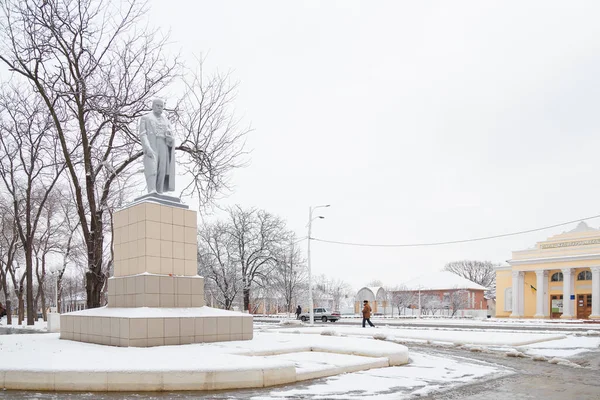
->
xmin=299 ymin=307 xmax=340 ymax=322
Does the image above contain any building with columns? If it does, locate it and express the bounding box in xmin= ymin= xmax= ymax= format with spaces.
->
xmin=496 ymin=221 xmax=600 ymax=319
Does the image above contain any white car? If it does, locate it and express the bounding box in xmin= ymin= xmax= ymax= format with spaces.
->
xmin=299 ymin=307 xmax=340 ymax=322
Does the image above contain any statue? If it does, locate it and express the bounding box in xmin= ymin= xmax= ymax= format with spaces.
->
xmin=139 ymin=99 xmax=176 ymax=194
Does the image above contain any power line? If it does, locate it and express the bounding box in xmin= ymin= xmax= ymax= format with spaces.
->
xmin=310 ymin=213 xmax=600 ymax=248
xmin=293 ymin=236 xmax=308 ymax=244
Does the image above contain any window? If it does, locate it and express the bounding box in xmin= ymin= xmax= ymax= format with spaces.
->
xmin=504 ymin=288 xmax=512 ymax=312
xmin=577 ymin=271 xmax=592 ymax=281
xmin=551 ymin=272 xmax=563 ymax=282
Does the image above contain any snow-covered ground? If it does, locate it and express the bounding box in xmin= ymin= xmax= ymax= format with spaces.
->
xmin=277 ymin=325 xmax=566 ymax=346
xmin=264 ymin=323 xmax=600 ymax=360
xmin=0 ymin=330 xmax=507 ymax=398
xmin=256 ymin=351 xmax=507 ymax=400
xmin=0 ymin=317 xmax=47 ymax=331
xmin=0 ymin=331 xmax=406 ymax=372
xmin=0 ymin=331 xmax=409 ymax=391
xmin=257 ymin=315 xmax=600 ymax=331
xmin=1 ymin=316 xmax=599 ymax=396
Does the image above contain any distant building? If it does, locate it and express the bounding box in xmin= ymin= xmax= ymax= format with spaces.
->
xmin=394 ymin=271 xmax=489 ymax=317
xmin=497 ymin=222 xmax=600 ymax=320
xmin=355 ymin=287 xmax=388 ymax=314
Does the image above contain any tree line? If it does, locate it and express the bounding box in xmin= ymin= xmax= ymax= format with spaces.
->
xmin=0 ymin=0 xmax=248 ymax=324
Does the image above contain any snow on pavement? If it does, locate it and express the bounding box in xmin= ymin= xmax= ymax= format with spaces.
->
xmin=0 ymin=331 xmax=406 ymax=373
xmin=274 ymin=325 xmax=566 ymax=346
xmin=518 ymin=335 xmax=600 ymax=358
xmin=253 ymin=351 xmax=508 ymax=400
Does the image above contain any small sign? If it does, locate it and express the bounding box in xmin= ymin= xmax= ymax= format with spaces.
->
xmin=570 ymin=295 xmax=575 ymax=300
xmin=551 ymin=299 xmax=563 ymax=313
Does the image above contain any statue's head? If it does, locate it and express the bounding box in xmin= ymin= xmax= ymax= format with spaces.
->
xmin=152 ymin=98 xmax=165 ymax=116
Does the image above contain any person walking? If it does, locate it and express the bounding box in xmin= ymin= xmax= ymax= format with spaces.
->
xmin=295 ymin=305 xmax=302 ymax=320
xmin=362 ymin=300 xmax=375 ymax=327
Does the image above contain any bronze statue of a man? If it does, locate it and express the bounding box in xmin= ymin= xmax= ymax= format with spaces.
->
xmin=139 ymin=99 xmax=176 ymax=193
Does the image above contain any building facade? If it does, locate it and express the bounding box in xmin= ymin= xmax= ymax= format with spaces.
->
xmin=496 ymin=222 xmax=600 ymax=319
xmin=355 ymin=287 xmax=387 ymax=314
xmin=393 ymin=271 xmax=489 ymax=317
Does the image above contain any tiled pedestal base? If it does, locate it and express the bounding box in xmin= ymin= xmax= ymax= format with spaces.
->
xmin=60 ymin=309 xmax=253 ymax=347
xmin=59 ymin=196 xmax=254 ymax=348
xmin=107 ymin=274 xmax=205 ymax=308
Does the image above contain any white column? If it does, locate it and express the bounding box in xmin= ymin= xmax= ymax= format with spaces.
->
xmin=542 ymin=270 xmax=549 ymax=317
xmin=534 ymin=270 xmax=548 ymax=318
xmin=510 ymin=271 xmax=524 ymax=318
xmin=518 ymin=272 xmax=525 ymax=315
xmin=590 ymin=266 xmax=600 ymax=319
xmin=561 ymin=268 xmax=574 ymax=319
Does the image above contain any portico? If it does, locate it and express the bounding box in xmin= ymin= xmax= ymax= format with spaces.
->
xmin=496 ymin=222 xmax=600 ymax=319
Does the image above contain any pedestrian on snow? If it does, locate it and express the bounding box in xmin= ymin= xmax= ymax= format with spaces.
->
xmin=362 ymin=300 xmax=375 ymax=327
xmin=296 ymin=305 xmax=302 ymax=320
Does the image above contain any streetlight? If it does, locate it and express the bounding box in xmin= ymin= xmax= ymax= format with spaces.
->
xmin=48 ymin=270 xmax=60 ymax=313
xmin=307 ymin=204 xmax=330 ymax=325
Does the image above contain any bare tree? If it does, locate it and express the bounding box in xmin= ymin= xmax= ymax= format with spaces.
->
xmin=174 ymin=61 xmax=249 ymax=202
xmin=388 ymin=286 xmax=415 ymax=316
xmin=0 ymin=0 xmax=248 ymax=308
xmin=447 ymin=289 xmax=469 ymax=317
xmin=443 ymin=260 xmax=497 ymax=298
xmin=0 ymin=200 xmax=20 ymax=324
xmin=228 ymin=206 xmax=287 ymax=312
xmin=0 ymin=86 xmax=64 ymax=325
xmin=197 ymin=221 xmax=240 ymax=310
xmin=312 ymin=274 xmax=352 ymax=311
xmin=32 ymin=193 xmax=66 ymax=321
xmin=421 ymin=294 xmax=442 ymax=316
xmin=328 ymin=278 xmax=352 ymax=312
xmin=54 ymin=197 xmax=83 ymax=314
xmin=272 ymin=234 xmax=307 ymax=314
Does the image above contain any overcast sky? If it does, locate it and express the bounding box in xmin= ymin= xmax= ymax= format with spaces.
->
xmin=151 ymin=1 xmax=599 ymax=289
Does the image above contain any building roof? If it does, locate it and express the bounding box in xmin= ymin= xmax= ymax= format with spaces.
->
xmin=367 ymin=286 xmax=383 ymax=295
xmin=401 ymin=271 xmax=488 ymax=291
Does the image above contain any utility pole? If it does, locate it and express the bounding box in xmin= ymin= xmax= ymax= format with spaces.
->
xmin=307 ymin=204 xmax=330 ymax=325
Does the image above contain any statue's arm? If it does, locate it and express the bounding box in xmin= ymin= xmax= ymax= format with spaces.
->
xmin=139 ymin=116 xmax=155 ymax=158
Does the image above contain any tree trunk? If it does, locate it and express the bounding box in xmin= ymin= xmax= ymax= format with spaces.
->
xmin=40 ymin=286 xmax=47 ymax=321
xmin=18 ymin=294 xmax=24 ymax=325
xmin=243 ymin=287 xmax=250 ymax=313
xmin=34 ymin=285 xmax=41 ymax=321
xmin=0 ymin=277 xmax=10 ymax=324
xmin=5 ymin=299 xmax=12 ymax=325
xmin=86 ymin=231 xmax=106 ymax=309
xmin=57 ymin=277 xmax=62 ymax=314
xmin=26 ymin=250 xmax=34 ymax=325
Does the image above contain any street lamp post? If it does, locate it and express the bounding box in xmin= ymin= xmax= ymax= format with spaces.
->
xmin=307 ymin=204 xmax=330 ymax=326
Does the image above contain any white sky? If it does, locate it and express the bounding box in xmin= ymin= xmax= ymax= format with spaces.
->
xmin=142 ymin=1 xmax=600 ymax=290
xmin=4 ymin=2 xmax=599 ymax=290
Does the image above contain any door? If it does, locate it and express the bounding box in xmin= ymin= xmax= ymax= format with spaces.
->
xmin=577 ymin=294 xmax=592 ymax=319
xmin=550 ymin=295 xmax=563 ymax=319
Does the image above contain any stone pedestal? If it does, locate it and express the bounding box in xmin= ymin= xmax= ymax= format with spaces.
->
xmin=60 ymin=194 xmax=253 ymax=347
xmin=47 ymin=312 xmax=60 ymax=332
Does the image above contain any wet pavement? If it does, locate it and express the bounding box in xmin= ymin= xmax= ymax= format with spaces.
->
xmin=421 ymin=344 xmax=600 ymax=400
